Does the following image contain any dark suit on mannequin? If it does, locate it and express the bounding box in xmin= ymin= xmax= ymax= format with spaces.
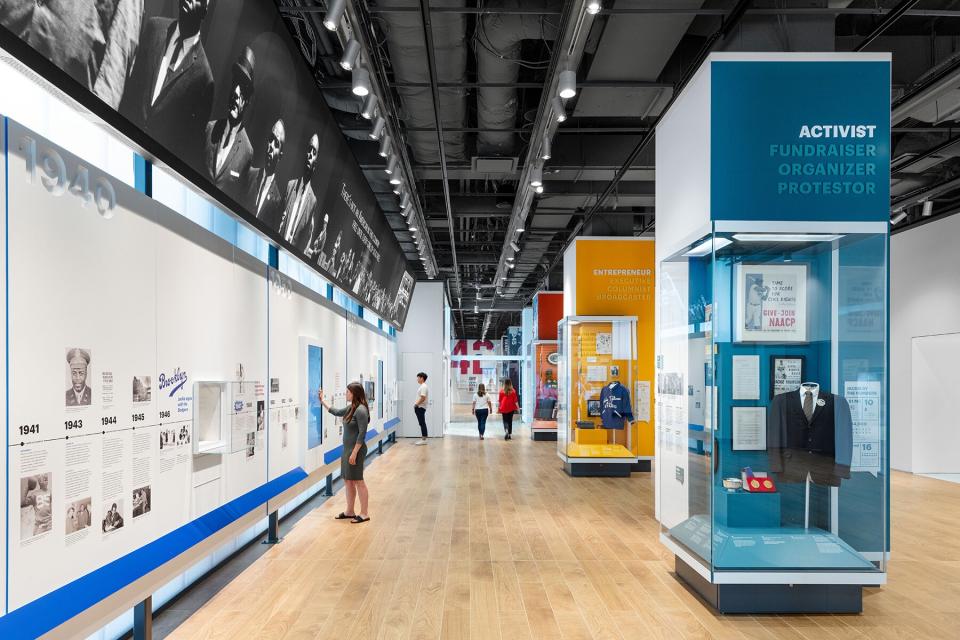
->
xmin=118 ymin=17 xmax=214 ymax=169
xmin=767 ymin=388 xmax=853 ymax=487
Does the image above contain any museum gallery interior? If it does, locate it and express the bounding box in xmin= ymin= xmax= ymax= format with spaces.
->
xmin=0 ymin=1 xmax=958 ymax=639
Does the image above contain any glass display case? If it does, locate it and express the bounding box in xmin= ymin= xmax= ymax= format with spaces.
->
xmin=192 ymin=381 xmax=265 ymax=455
xmin=530 ymin=340 xmax=559 ymax=441
xmin=557 ymin=316 xmax=639 ymax=476
xmin=656 ymin=226 xmax=888 ymax=612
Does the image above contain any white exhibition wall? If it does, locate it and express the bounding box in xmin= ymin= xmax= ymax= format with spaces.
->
xmin=0 ymin=116 xmax=399 ymax=629
xmin=891 ymin=213 xmax=960 ymax=472
xmin=395 ymin=282 xmax=447 ymax=438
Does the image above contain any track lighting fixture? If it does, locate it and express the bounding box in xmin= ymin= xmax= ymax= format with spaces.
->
xmin=385 ymin=155 xmax=399 ymax=175
xmin=389 ymin=173 xmax=402 ymax=186
xmin=553 ymin=97 xmax=567 ymax=123
xmin=535 ymin=185 xmax=544 ymax=194
xmin=340 ymin=38 xmax=360 ymax=70
xmin=541 ymin=137 xmax=552 ymax=161
xmin=529 ymin=165 xmax=543 ymax=188
xmin=891 ymin=211 xmax=908 ymax=225
xmin=361 ymin=93 xmax=378 ymax=120
xmin=510 ymin=241 xmax=521 ymax=252
xmin=400 ymin=192 xmax=411 ymax=209
xmin=558 ymin=70 xmax=577 ymax=99
xmin=323 ymin=0 xmax=346 ymax=30
xmin=922 ymin=200 xmax=934 ymax=217
xmin=393 ymin=182 xmax=403 ymax=195
xmin=369 ymin=116 xmax=386 ymax=140
xmin=378 ymin=134 xmax=391 ymax=158
xmin=403 ymin=204 xmax=414 ymax=220
xmin=352 ymin=67 xmax=371 ymax=97
xmin=586 ymin=1 xmax=602 ymax=15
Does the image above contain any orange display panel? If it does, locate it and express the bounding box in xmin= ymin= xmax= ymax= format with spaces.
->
xmin=571 ymin=239 xmax=655 ymax=458
xmin=532 ymin=342 xmax=558 ymax=430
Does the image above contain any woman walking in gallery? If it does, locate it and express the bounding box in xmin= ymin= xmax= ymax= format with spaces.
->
xmin=318 ymin=382 xmax=371 ymax=523
xmin=499 ymin=378 xmax=519 ymax=440
xmin=472 ymin=383 xmax=493 ymax=439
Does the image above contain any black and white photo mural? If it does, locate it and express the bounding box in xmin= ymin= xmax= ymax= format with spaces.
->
xmin=0 ymin=0 xmax=414 ymax=328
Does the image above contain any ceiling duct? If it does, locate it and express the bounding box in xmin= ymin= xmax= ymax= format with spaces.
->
xmin=574 ymin=1 xmax=704 ymax=119
xmin=476 ymin=0 xmax=561 ymax=156
xmin=379 ymin=0 xmax=468 ymax=163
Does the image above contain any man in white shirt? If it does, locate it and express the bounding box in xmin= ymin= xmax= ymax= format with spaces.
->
xmin=203 ymin=46 xmax=255 ymax=202
xmin=118 ymin=0 xmax=214 ymax=169
xmin=414 ymin=372 xmax=429 ymax=445
xmin=246 ymin=119 xmax=286 ymax=229
xmin=279 ymin=134 xmax=320 ymax=251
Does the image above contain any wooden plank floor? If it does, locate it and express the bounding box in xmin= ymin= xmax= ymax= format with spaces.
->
xmin=167 ymin=428 xmax=960 ymax=640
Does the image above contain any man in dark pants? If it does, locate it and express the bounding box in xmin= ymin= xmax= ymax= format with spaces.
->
xmin=118 ymin=0 xmax=214 ymax=170
xmin=414 ymin=372 xmax=429 ymax=445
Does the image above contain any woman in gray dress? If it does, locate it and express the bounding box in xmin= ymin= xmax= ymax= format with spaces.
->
xmin=318 ymin=382 xmax=371 ymax=523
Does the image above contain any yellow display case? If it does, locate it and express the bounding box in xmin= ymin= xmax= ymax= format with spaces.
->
xmin=557 ymin=316 xmax=640 ymax=476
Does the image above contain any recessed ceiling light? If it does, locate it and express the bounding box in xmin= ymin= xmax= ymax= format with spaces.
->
xmin=683 ymin=237 xmax=732 ymax=257
xmin=732 ymin=233 xmax=843 ymax=243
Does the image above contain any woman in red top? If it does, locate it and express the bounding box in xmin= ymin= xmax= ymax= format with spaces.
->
xmin=498 ymin=379 xmax=519 ymax=440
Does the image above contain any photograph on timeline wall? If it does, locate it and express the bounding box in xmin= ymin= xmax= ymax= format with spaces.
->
xmin=0 ymin=0 xmax=415 ymax=328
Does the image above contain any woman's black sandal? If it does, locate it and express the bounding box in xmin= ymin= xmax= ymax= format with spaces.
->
xmin=335 ymin=512 xmax=355 ymax=520
xmin=351 ymin=515 xmax=370 ymax=523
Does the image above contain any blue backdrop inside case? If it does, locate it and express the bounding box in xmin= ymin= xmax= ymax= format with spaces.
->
xmin=711 ymin=60 xmax=890 ymax=221
xmin=307 ymin=345 xmax=324 ymax=449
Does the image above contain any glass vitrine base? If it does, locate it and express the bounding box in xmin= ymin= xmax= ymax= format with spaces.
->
xmin=672 ymin=553 xmax=869 ymax=614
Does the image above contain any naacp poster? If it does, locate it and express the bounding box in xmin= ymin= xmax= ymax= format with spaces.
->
xmin=734 ymin=263 xmax=808 ymax=343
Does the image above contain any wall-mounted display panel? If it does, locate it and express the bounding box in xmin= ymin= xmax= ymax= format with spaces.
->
xmin=0 ymin=116 xmax=399 ymax=630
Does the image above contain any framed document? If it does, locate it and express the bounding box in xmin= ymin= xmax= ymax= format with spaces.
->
xmin=732 ymin=406 xmax=766 ymax=451
xmin=770 ymin=355 xmax=805 ymax=397
xmin=732 ymin=355 xmax=760 ymax=400
xmin=734 ymin=263 xmax=808 ymax=343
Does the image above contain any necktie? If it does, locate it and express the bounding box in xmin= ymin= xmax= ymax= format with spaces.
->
xmin=167 ymin=39 xmax=184 ymax=79
xmin=803 ymin=390 xmax=814 ymax=422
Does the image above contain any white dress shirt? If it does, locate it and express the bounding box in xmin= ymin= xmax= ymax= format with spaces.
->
xmin=215 ymin=124 xmax=238 ymax=175
xmin=256 ymin=173 xmax=275 ymax=214
xmin=799 ymin=383 xmax=820 ymax=406
xmin=284 ymin=179 xmax=308 ymax=242
xmin=151 ymin=28 xmax=200 ymax=105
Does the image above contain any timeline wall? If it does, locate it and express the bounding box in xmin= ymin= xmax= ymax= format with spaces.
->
xmin=0 ymin=117 xmax=399 ymax=618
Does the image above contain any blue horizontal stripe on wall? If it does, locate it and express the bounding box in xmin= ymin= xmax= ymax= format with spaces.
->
xmin=384 ymin=417 xmax=400 ymax=430
xmin=324 ymin=445 xmax=343 ymax=465
xmin=0 ymin=467 xmax=308 ymax=640
xmin=323 ymin=427 xmax=384 ymax=464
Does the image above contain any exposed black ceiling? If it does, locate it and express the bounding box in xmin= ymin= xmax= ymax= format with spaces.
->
xmin=277 ymin=0 xmax=960 ymax=337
